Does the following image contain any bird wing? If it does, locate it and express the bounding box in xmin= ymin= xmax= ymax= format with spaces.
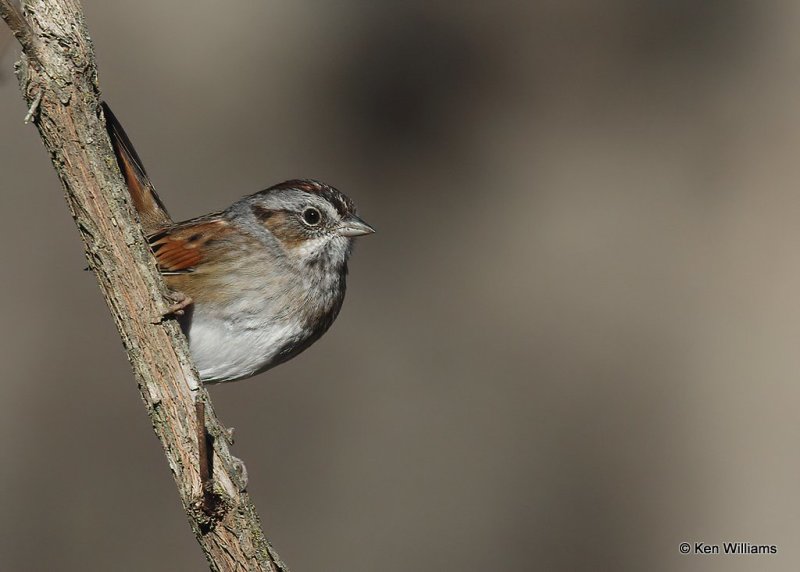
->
xmin=148 ymin=217 xmax=231 ymax=274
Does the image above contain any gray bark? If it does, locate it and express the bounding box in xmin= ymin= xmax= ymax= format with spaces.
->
xmin=0 ymin=1 xmax=288 ymax=570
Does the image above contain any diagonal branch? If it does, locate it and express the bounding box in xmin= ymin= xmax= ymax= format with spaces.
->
xmin=0 ymin=1 xmax=288 ymax=570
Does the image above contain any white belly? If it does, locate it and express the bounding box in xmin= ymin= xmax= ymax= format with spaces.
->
xmin=187 ymin=312 xmax=305 ymax=383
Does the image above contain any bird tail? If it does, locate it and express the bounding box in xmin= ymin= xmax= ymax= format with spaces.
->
xmin=102 ymin=102 xmax=172 ymax=234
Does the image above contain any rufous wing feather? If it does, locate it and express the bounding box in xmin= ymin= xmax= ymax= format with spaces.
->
xmin=149 ymin=219 xmax=229 ymax=274
xmin=102 ymin=102 xmax=173 ymax=234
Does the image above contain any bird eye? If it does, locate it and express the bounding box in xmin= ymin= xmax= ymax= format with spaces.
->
xmin=302 ymin=207 xmax=322 ymax=226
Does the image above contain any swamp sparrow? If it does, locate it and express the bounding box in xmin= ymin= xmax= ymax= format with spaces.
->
xmin=101 ymin=103 xmax=374 ymax=383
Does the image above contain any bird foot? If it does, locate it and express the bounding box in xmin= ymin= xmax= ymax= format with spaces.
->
xmin=152 ymin=291 xmax=193 ymax=323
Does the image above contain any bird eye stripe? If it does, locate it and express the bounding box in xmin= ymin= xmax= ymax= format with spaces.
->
xmin=261 ymin=179 xmax=356 ymax=218
xmin=252 ymin=204 xmax=277 ymax=222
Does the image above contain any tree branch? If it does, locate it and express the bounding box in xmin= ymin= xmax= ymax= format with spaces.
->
xmin=0 ymin=0 xmax=40 ymax=67
xmin=0 ymin=2 xmax=288 ymax=570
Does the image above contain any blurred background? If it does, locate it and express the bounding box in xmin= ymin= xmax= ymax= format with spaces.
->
xmin=1 ymin=1 xmax=799 ymax=571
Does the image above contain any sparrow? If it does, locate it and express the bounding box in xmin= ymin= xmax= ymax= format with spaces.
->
xmin=101 ymin=103 xmax=374 ymax=383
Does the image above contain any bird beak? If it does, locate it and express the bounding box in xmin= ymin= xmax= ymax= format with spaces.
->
xmin=337 ymin=215 xmax=376 ymax=237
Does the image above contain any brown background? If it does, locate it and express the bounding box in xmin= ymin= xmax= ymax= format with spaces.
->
xmin=1 ymin=2 xmax=799 ymax=571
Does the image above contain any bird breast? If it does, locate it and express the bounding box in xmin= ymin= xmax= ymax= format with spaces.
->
xmin=178 ymin=263 xmax=345 ymax=383
xmin=187 ymin=309 xmax=307 ymax=383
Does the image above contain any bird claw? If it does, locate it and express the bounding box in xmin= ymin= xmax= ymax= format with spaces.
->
xmin=152 ymin=291 xmax=193 ymax=323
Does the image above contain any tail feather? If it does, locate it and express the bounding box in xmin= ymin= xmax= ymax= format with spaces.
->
xmin=102 ymin=102 xmax=172 ymax=233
